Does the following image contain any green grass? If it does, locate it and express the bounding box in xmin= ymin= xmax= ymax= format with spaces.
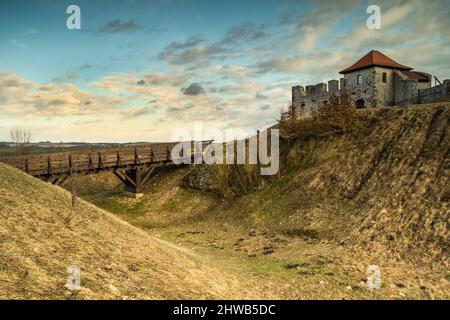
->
xmin=99 ymin=198 xmax=146 ymax=217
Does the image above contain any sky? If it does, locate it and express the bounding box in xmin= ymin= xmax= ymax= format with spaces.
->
xmin=0 ymin=0 xmax=449 ymax=142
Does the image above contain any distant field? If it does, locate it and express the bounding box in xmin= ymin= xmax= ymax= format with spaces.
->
xmin=0 ymin=146 xmax=71 ymax=157
xmin=0 ymin=145 xmax=120 ymax=157
xmin=0 ymin=142 xmax=151 ymax=158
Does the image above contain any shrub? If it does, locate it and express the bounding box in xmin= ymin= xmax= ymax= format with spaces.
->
xmin=310 ymin=90 xmax=357 ymax=133
xmin=279 ymin=104 xmax=301 ymax=141
xmin=209 ymin=163 xmax=262 ymax=198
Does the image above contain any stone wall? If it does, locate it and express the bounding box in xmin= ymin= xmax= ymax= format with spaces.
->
xmin=393 ymin=71 xmax=418 ymax=105
xmin=343 ymin=67 xmax=376 ymax=108
xmin=394 ymin=71 xmax=450 ymax=106
xmin=292 ymin=67 xmax=449 ymax=116
xmin=374 ymin=67 xmax=396 ymax=106
xmin=417 ymin=80 xmax=450 ymax=103
xmin=292 ymin=80 xmax=341 ymax=115
xmin=291 ymin=69 xmax=378 ymax=115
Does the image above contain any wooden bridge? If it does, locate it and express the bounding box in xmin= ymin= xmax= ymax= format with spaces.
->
xmin=0 ymin=141 xmax=210 ymax=194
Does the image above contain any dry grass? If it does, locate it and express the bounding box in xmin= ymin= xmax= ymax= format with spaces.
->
xmin=0 ymin=163 xmax=281 ymax=299
xmin=2 ymin=103 xmax=448 ymax=300
xmin=208 ymin=164 xmax=262 ymax=198
xmin=68 ymin=165 xmax=449 ymax=300
xmin=310 ymin=90 xmax=357 ymax=133
xmin=279 ymin=90 xmax=358 ymax=142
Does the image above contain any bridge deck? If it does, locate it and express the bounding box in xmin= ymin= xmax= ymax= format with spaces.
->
xmin=0 ymin=142 xmax=204 ymax=180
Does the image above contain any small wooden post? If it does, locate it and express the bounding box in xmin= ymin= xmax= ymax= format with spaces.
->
xmin=47 ymin=156 xmax=52 ymax=176
xmin=88 ymin=154 xmax=95 ymax=171
xmin=98 ymin=152 xmax=104 ymax=169
xmin=256 ymin=130 xmax=260 ymax=165
xmin=68 ymin=154 xmax=73 ymax=175
xmin=234 ymin=139 xmax=237 ymax=164
xmin=116 ymin=152 xmax=121 ymax=166
xmin=134 ymin=148 xmax=140 ymax=165
xmin=150 ymin=148 xmax=155 ymax=162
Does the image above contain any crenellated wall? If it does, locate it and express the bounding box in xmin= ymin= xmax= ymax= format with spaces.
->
xmin=292 ymin=71 xmax=449 ymax=116
xmin=292 ymin=80 xmax=342 ymax=115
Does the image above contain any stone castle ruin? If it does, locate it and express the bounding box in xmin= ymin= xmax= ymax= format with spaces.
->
xmin=292 ymin=50 xmax=450 ymax=115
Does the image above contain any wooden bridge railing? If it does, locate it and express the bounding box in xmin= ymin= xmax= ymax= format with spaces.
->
xmin=0 ymin=141 xmax=210 ymax=181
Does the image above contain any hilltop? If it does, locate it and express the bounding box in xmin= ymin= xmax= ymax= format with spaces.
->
xmin=1 ymin=102 xmax=449 ymax=299
xmin=70 ymin=102 xmax=449 ymax=299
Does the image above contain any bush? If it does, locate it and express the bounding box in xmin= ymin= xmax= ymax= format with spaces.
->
xmin=310 ymin=90 xmax=357 ymax=133
xmin=209 ymin=164 xmax=262 ymax=198
xmin=279 ymin=104 xmax=301 ymax=141
xmin=279 ymin=90 xmax=357 ymax=141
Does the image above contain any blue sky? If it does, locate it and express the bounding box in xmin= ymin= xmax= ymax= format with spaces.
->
xmin=1 ymin=0 xmax=286 ymax=83
xmin=0 ymin=0 xmax=449 ymax=142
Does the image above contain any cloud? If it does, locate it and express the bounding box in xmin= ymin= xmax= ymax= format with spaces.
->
xmin=21 ymin=29 xmax=39 ymax=36
xmin=161 ymin=45 xmax=229 ymax=65
xmin=161 ymin=34 xmax=205 ymax=51
xmin=213 ymin=65 xmax=250 ymax=79
xmin=22 ymin=84 xmax=123 ymax=117
xmin=120 ymin=106 xmax=154 ymax=119
xmin=0 ymin=72 xmax=34 ymax=105
xmin=11 ymin=39 xmax=25 ymax=47
xmin=181 ymin=83 xmax=205 ymax=96
xmin=326 ymin=0 xmax=450 ymax=80
xmin=252 ymin=49 xmax=353 ymax=84
xmin=98 ymin=20 xmax=141 ymax=33
xmin=0 ymin=68 xmax=283 ymax=142
xmin=157 ymin=34 xmax=231 ymax=65
xmin=0 ymin=72 xmax=123 ymax=119
xmin=90 ymin=73 xmax=133 ymax=93
xmin=273 ymin=0 xmax=360 ymax=54
xmin=256 ymin=92 xmax=268 ymax=99
xmin=157 ymin=22 xmax=268 ymax=67
xmin=3 ymin=0 xmax=450 ymax=142
xmin=333 ymin=1 xmax=416 ymax=50
xmin=52 ymin=70 xmax=78 ymax=83
xmin=221 ymin=22 xmax=267 ymax=44
xmin=143 ymin=73 xmax=174 ymax=85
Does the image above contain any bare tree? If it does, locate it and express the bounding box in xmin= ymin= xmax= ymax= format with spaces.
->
xmin=10 ymin=128 xmax=33 ymax=155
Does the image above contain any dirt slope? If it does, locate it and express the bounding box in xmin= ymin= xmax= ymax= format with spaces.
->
xmin=0 ymin=163 xmax=272 ymax=299
xmin=282 ymin=103 xmax=449 ymax=261
xmin=2 ymin=103 xmax=447 ymax=300
xmin=64 ymin=103 xmax=449 ymax=300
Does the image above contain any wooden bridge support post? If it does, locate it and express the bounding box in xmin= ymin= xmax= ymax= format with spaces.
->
xmin=113 ymin=166 xmax=156 ymax=196
xmin=124 ymin=168 xmax=141 ymax=194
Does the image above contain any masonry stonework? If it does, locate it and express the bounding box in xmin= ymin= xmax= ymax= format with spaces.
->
xmin=291 ymin=50 xmax=449 ymax=116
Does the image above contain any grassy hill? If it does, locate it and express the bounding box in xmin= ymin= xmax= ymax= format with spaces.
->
xmin=67 ymin=103 xmax=449 ymax=299
xmin=0 ymin=162 xmax=279 ymax=299
xmin=1 ymin=103 xmax=449 ymax=299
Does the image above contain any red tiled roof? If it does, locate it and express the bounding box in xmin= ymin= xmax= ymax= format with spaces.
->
xmin=401 ymin=71 xmax=430 ymax=82
xmin=339 ymin=50 xmax=412 ymax=74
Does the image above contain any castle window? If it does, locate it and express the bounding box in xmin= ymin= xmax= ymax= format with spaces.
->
xmin=356 ymin=75 xmax=363 ymax=85
xmin=382 ymin=72 xmax=387 ymax=83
